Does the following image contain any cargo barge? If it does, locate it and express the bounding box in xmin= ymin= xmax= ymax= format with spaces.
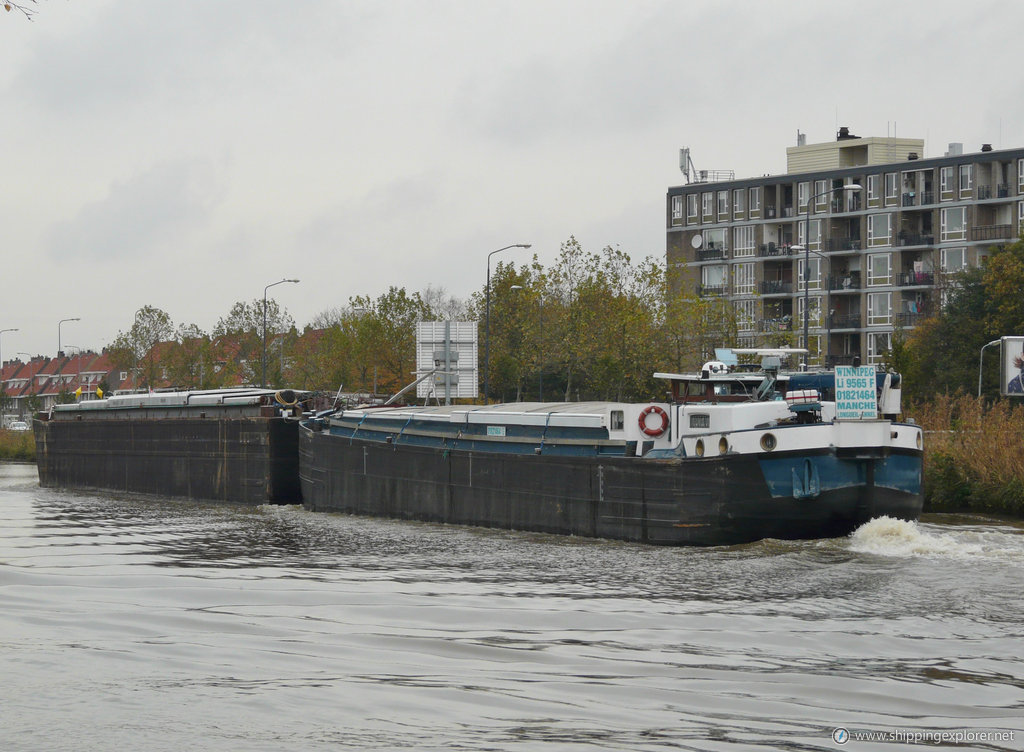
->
xmin=298 ymin=351 xmax=923 ymax=546
xmin=34 ymin=389 xmax=312 ymax=504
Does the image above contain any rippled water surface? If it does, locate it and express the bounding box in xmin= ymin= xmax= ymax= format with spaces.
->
xmin=2 ymin=462 xmax=1023 ymax=751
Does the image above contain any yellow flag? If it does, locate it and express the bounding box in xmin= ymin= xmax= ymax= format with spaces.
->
xmin=75 ymin=386 xmax=83 ymax=399
xmin=96 ymin=386 xmax=104 ymax=398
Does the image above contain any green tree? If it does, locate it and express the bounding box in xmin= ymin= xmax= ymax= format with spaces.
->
xmin=108 ymin=306 xmax=174 ymax=391
xmin=213 ymin=299 xmax=295 ymax=386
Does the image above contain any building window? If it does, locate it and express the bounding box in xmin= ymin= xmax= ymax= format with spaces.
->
xmin=686 ymin=194 xmax=698 ymax=224
xmin=734 ymin=299 xmax=757 ymax=331
xmin=732 ymin=188 xmax=747 ymax=219
xmin=702 ymin=192 xmax=714 ymax=221
xmin=798 ymin=181 xmax=809 ymax=212
xmin=717 ymin=190 xmax=729 ymax=220
xmin=884 ymin=173 xmax=898 ymax=204
xmin=868 ymin=331 xmax=891 ymax=365
xmin=867 ymin=213 xmax=892 ymax=247
xmin=733 ymin=262 xmax=755 ymax=295
xmin=733 ymin=226 xmax=755 ymax=258
xmin=867 ymin=253 xmax=892 ymax=286
xmin=814 ymin=179 xmax=828 ymax=210
xmin=797 ymin=295 xmax=822 ymax=327
xmin=671 ymin=196 xmax=683 ymax=225
xmin=1019 ymin=159 xmax=1024 ymax=193
xmin=798 ymin=218 xmax=822 ymax=250
xmin=702 ymin=265 xmax=728 ymax=293
xmin=1019 ymin=200 xmax=1024 ymax=235
xmin=940 ymin=247 xmax=967 ymax=273
xmin=940 ymin=166 xmax=954 ymax=200
xmin=868 ymin=292 xmax=892 ymax=325
xmin=798 ymin=257 xmax=822 ymax=291
xmin=749 ymin=186 xmax=762 ymax=217
xmin=703 ymin=228 xmax=728 ymax=253
xmin=867 ymin=174 xmax=881 ymax=206
xmin=959 ymin=164 xmax=973 ymax=197
xmin=940 ymin=206 xmax=967 ymax=241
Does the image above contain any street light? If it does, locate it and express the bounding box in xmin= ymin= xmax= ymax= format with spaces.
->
xmin=484 ymin=243 xmax=531 ymax=403
xmin=799 ymin=184 xmax=861 ymax=369
xmin=978 ymin=339 xmax=1001 ymax=397
xmin=0 ymin=328 xmax=18 ymax=371
xmin=262 ymin=279 xmax=299 ymax=388
xmin=58 ymin=318 xmax=80 ymax=357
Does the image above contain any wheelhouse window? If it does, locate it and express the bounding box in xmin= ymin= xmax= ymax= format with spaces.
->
xmin=610 ymin=410 xmax=624 ymax=430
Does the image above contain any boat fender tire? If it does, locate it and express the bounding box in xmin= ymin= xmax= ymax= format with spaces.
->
xmin=275 ymin=389 xmax=298 ymax=407
xmin=638 ymin=405 xmax=669 ymax=437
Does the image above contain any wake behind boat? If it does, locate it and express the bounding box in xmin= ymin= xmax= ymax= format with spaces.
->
xmin=298 ymin=349 xmax=924 ymax=546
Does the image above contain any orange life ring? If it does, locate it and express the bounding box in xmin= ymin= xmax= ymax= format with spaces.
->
xmin=638 ymin=405 xmax=669 ymax=437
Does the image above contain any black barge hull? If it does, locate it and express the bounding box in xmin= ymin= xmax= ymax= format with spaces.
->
xmin=35 ymin=416 xmax=301 ymax=505
xmin=298 ymin=424 xmax=923 ymax=546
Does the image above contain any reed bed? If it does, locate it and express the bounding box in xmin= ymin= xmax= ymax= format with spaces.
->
xmin=911 ymin=393 xmax=1024 ymax=515
xmin=0 ymin=429 xmax=35 ymax=462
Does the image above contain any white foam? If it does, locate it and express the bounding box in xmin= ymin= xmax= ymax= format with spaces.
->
xmin=848 ymin=515 xmax=1023 ymax=560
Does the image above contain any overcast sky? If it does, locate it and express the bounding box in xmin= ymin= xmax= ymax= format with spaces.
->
xmin=2 ymin=0 xmax=1022 ymax=358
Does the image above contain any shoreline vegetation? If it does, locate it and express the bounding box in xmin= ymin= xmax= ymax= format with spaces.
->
xmin=0 ymin=429 xmax=35 ymax=462
xmin=915 ymin=394 xmax=1024 ymax=517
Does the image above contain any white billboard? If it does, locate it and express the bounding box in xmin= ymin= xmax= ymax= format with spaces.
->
xmin=834 ymin=365 xmax=878 ymax=420
xmin=1000 ymin=336 xmax=1024 ymax=396
xmin=416 ymin=321 xmax=479 ymax=401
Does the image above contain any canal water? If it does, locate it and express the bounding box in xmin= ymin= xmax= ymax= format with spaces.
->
xmin=1 ymin=461 xmax=1022 ymax=751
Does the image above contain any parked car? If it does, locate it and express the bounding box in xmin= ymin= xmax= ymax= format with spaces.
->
xmin=8 ymin=421 xmax=29 ymax=431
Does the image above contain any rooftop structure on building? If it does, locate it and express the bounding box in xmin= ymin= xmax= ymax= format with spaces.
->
xmin=667 ymin=128 xmax=1024 ymax=367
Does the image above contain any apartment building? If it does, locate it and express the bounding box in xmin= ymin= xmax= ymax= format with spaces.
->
xmin=666 ymin=130 xmax=1024 ymax=366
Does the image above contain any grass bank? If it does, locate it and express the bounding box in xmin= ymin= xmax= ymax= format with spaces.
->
xmin=911 ymin=393 xmax=1024 ymax=516
xmin=0 ymin=429 xmax=36 ymax=462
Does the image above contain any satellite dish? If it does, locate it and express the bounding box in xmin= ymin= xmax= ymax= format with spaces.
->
xmin=691 ymin=235 xmax=703 ymax=249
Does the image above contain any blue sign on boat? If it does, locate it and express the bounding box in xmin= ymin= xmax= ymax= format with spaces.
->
xmin=834 ymin=365 xmax=878 ymax=420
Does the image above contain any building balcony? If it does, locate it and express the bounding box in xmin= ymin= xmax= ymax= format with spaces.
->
xmin=896 ymin=311 xmax=928 ymax=328
xmin=758 ymin=242 xmax=798 ymax=258
xmin=829 ymin=313 xmax=862 ymax=329
xmin=827 ymin=354 xmax=860 ymax=367
xmin=827 ymin=273 xmax=861 ymax=291
xmin=759 ymin=316 xmax=793 ymax=333
xmin=698 ymin=284 xmax=727 ymax=297
xmin=897 ymin=271 xmax=935 ymax=287
xmin=975 ymin=185 xmax=1008 ymax=200
xmin=759 ymin=280 xmax=793 ymax=295
xmin=823 ymin=237 xmax=862 ymax=252
xmin=697 ymin=247 xmax=728 ymax=261
xmin=901 ymin=191 xmax=935 ymax=207
xmin=970 ymin=224 xmax=1015 ymax=241
xmin=896 ymin=233 xmax=934 ymax=247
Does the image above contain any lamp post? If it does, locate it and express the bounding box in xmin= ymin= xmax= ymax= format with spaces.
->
xmin=58 ymin=317 xmax=80 ymax=357
xmin=262 ymin=279 xmax=299 ymax=388
xmin=484 ymin=243 xmax=531 ymax=403
xmin=0 ymin=328 xmax=18 ymax=373
xmin=978 ymin=339 xmax=1001 ymax=397
xmin=799 ymin=184 xmax=861 ymax=369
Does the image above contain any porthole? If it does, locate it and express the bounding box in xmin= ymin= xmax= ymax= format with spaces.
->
xmin=718 ymin=437 xmax=729 ymax=455
xmin=760 ymin=433 xmax=777 ymax=451
xmin=916 ymin=432 xmax=922 ymax=449
xmin=695 ymin=439 xmax=705 ymax=457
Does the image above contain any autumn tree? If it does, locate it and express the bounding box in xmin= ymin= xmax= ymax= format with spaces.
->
xmin=108 ymin=306 xmax=174 ymax=391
